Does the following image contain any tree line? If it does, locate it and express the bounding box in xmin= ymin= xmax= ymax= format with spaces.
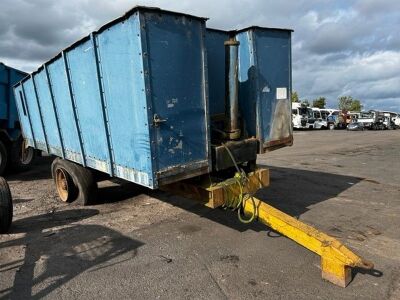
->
xmin=291 ymin=91 xmax=363 ymax=112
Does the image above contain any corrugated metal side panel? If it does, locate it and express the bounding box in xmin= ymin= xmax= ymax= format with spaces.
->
xmin=47 ymin=58 xmax=83 ymax=163
xmin=33 ymin=71 xmax=63 ymax=156
xmin=65 ymin=39 xmax=111 ymax=173
xmin=205 ymin=29 xmax=229 ymax=116
xmin=144 ymin=12 xmax=209 ymax=174
xmin=254 ymin=29 xmax=292 ymax=149
xmin=237 ymin=30 xmax=258 ymax=138
xmin=14 ymin=8 xmax=210 ymax=188
xmin=95 ymin=13 xmax=153 ymax=187
xmin=14 ymin=12 xmax=154 ymax=187
xmin=21 ymin=79 xmax=47 ymax=150
xmin=13 ymin=85 xmax=34 ymax=145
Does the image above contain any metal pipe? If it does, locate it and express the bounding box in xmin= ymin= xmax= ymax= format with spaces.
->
xmin=224 ymin=39 xmax=241 ymax=140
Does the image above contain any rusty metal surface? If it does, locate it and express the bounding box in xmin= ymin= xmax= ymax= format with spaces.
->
xmin=212 ymin=138 xmax=258 ymax=171
xmin=224 ymin=39 xmax=241 ymax=139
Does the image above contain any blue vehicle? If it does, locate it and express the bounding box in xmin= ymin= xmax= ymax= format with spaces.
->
xmin=0 ymin=63 xmax=35 ymax=174
xmin=13 ymin=6 xmax=293 ymax=205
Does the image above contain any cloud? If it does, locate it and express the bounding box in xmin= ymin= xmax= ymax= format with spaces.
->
xmin=0 ymin=0 xmax=399 ymax=111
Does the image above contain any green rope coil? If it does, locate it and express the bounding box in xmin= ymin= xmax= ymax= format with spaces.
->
xmin=220 ymin=143 xmax=258 ymax=224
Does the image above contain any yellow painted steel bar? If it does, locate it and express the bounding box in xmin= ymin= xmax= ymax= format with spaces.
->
xmin=165 ymin=168 xmax=373 ymax=287
xmin=241 ymin=196 xmax=373 ymax=287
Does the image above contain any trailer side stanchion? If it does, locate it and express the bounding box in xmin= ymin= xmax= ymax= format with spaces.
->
xmin=163 ymin=168 xmax=373 ymax=287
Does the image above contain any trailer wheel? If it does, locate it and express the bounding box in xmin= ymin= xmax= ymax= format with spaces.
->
xmin=10 ymin=137 xmax=35 ymax=171
xmin=0 ymin=141 xmax=7 ymax=176
xmin=54 ymin=167 xmax=77 ymax=202
xmin=0 ymin=177 xmax=12 ymax=233
xmin=51 ymin=158 xmax=97 ymax=206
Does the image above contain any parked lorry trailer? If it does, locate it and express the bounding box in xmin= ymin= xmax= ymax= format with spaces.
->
xmin=291 ymin=103 xmax=315 ymax=129
xmin=13 ymin=6 xmax=372 ymax=287
xmin=0 ymin=63 xmax=35 ymax=175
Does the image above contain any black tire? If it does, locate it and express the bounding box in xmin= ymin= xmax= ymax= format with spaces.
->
xmin=9 ymin=137 xmax=35 ymax=172
xmin=0 ymin=177 xmax=12 ymax=234
xmin=51 ymin=158 xmax=97 ymax=206
xmin=0 ymin=141 xmax=7 ymax=176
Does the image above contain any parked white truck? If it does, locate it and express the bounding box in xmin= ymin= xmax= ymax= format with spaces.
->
xmin=393 ymin=113 xmax=400 ymax=129
xmin=357 ymin=110 xmax=385 ymax=130
xmin=292 ymin=103 xmax=315 ymax=129
xmin=382 ymin=111 xmax=399 ymax=129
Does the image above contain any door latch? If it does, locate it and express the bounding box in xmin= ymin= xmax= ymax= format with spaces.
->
xmin=153 ymin=114 xmax=167 ymax=127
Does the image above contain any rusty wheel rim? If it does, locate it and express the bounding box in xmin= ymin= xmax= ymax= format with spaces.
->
xmin=20 ymin=140 xmax=33 ymax=165
xmin=55 ymin=168 xmax=69 ymax=202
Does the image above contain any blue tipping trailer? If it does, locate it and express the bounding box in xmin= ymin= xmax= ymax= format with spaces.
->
xmin=206 ymin=27 xmax=293 ymax=153
xmin=13 ymin=6 xmax=293 ymax=205
xmin=8 ymin=9 xmax=376 ymax=287
xmin=0 ymin=63 xmax=35 ymax=174
xmin=14 ymin=7 xmax=210 ymax=194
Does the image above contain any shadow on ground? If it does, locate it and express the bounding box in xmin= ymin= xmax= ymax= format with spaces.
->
xmin=0 ymin=209 xmax=143 ymax=299
xmin=5 ymin=156 xmax=54 ymax=182
xmin=151 ymin=165 xmax=383 ymax=282
xmin=95 ymin=181 xmax=148 ymax=205
xmin=150 ymin=164 xmax=363 ymax=233
xmin=255 ymin=164 xmax=363 ymax=217
xmin=0 ymin=164 xmax=381 ymax=297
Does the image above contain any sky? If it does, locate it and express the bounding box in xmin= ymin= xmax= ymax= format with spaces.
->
xmin=1 ymin=0 xmax=399 ymax=111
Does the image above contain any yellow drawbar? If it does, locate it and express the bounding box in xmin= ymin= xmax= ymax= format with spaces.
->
xmin=163 ymin=168 xmax=373 ymax=287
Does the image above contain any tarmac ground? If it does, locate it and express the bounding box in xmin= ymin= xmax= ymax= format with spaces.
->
xmin=1 ymin=130 xmax=399 ymax=299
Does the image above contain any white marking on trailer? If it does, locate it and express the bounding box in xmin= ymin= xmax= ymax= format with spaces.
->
xmin=262 ymin=85 xmax=270 ymax=93
xmin=276 ymin=87 xmax=288 ymax=99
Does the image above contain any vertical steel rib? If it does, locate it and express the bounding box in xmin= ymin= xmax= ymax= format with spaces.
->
xmin=31 ymin=75 xmax=50 ymax=153
xmin=20 ymin=83 xmax=36 ymax=148
xmin=138 ymin=13 xmax=157 ymax=187
xmin=91 ymin=33 xmax=114 ymax=176
xmin=199 ymin=24 xmax=212 ymax=171
xmin=249 ymin=30 xmax=263 ymax=152
xmin=62 ymin=51 xmax=86 ymax=167
xmin=44 ymin=64 xmax=65 ymax=158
